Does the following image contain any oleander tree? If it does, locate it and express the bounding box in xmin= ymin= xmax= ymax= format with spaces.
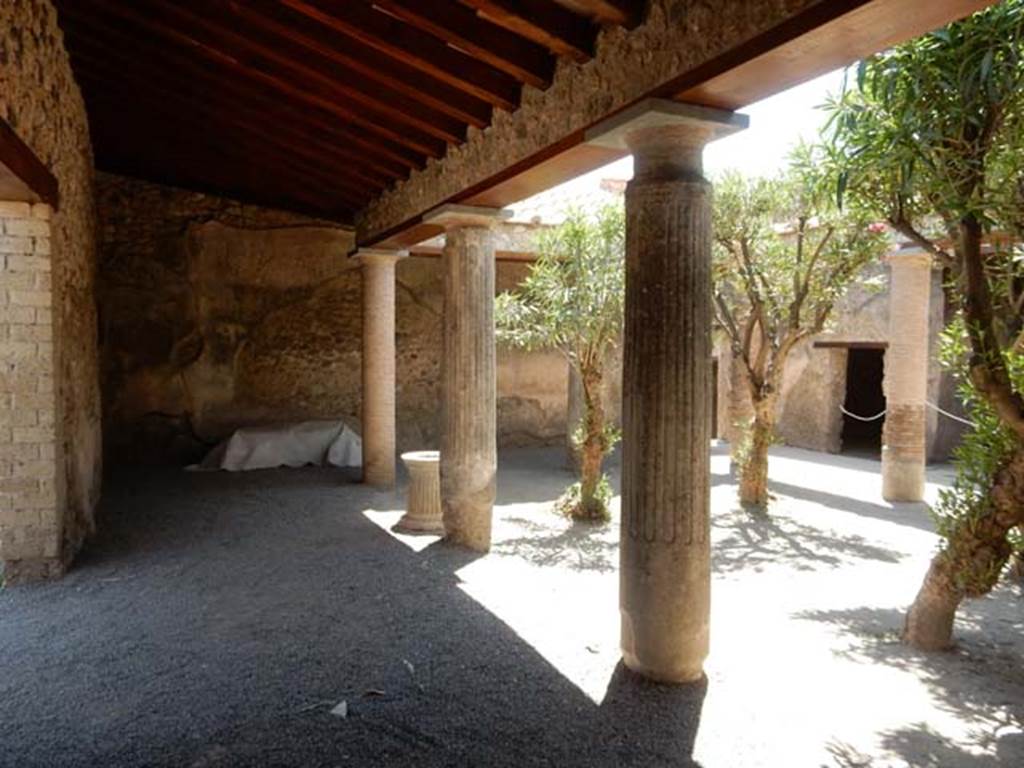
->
xmin=713 ymin=158 xmax=889 ymax=509
xmin=496 ymin=205 xmax=625 ymax=521
xmin=822 ymin=0 xmax=1024 ymax=650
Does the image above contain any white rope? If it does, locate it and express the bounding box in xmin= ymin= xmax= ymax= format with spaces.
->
xmin=840 ymin=404 xmax=887 ymax=422
xmin=925 ymin=400 xmax=978 ymax=428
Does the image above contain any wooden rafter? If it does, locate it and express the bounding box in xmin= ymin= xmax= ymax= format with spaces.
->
xmin=369 ymin=0 xmax=554 ymax=88
xmin=53 ymin=0 xmax=640 ymax=221
xmin=462 ymin=0 xmax=597 ymax=62
xmin=280 ymin=0 xmax=523 ymax=110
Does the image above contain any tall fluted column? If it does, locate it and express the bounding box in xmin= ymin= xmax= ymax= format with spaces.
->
xmin=882 ymin=247 xmax=932 ymax=501
xmin=422 ymin=204 xmax=511 ymax=552
xmin=357 ymin=248 xmax=406 ymax=489
xmin=588 ymin=100 xmax=747 ymax=683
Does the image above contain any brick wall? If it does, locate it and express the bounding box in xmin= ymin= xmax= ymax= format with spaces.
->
xmin=0 ymin=200 xmax=61 ymax=582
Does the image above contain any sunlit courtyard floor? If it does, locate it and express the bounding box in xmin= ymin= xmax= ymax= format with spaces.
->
xmin=2 ymin=444 xmax=1021 ymax=766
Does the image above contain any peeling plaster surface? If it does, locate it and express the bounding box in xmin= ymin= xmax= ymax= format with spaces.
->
xmin=98 ymin=175 xmax=569 ymax=464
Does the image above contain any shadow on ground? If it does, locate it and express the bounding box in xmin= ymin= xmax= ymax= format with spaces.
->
xmin=711 ymin=506 xmax=905 ymax=574
xmin=797 ymin=601 xmax=1024 ymax=767
xmin=0 ymin=466 xmax=704 ymax=768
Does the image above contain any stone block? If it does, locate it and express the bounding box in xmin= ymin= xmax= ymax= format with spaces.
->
xmin=0 ymin=443 xmax=39 ymax=460
xmin=0 ymin=236 xmax=34 ymax=254
xmin=15 ymin=459 xmax=54 ymax=480
xmin=0 ymin=408 xmax=38 ymax=427
xmin=0 ymin=341 xmax=40 ymax=361
xmin=0 ymin=306 xmax=37 ymax=324
xmin=0 ymin=202 xmax=32 ymax=218
xmin=0 ymin=272 xmax=39 ymax=292
xmin=5 ymin=254 xmax=50 ymax=272
xmin=13 ymin=391 xmax=54 ymax=410
xmin=0 ymin=556 xmax=64 ymax=584
xmin=12 ymin=426 xmax=55 ymax=444
xmin=9 ymin=324 xmax=51 ymax=342
xmin=30 ymin=204 xmax=52 ymax=221
xmin=32 ymin=237 xmax=51 ymax=256
xmin=8 ymin=289 xmax=51 ymax=307
xmin=3 ymin=219 xmax=50 ymax=238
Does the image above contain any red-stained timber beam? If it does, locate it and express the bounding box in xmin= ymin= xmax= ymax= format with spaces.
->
xmin=281 ymin=0 xmax=522 ymax=110
xmin=232 ymin=0 xmax=494 ymax=128
xmin=461 ymin=0 xmax=596 ymax=62
xmin=0 ymin=118 xmax=59 ymax=209
xmin=368 ymin=0 xmax=554 ymax=88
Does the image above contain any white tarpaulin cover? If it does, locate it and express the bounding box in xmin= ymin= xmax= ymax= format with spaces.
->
xmin=192 ymin=420 xmax=362 ymax=472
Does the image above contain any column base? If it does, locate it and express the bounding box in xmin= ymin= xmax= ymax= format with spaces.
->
xmin=621 ymin=608 xmax=707 ymax=684
xmin=2 ymin=556 xmax=65 ymax=585
xmin=882 ymin=449 xmax=926 ymax=502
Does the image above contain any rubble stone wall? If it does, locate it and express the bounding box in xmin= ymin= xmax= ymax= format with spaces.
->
xmin=0 ymin=0 xmax=101 ymax=578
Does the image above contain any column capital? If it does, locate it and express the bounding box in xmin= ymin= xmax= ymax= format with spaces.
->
xmin=585 ymin=99 xmax=748 ymax=152
xmin=886 ymin=246 xmax=932 ymax=268
xmin=355 ymin=247 xmax=407 ymax=267
xmin=422 ymin=204 xmax=512 ymax=231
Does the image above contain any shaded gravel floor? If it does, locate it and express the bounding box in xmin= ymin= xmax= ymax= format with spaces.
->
xmin=0 ymin=453 xmax=701 ymax=768
xmin=2 ymin=445 xmax=1022 ymax=767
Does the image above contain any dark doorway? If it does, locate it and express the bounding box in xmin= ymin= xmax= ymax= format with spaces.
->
xmin=841 ymin=348 xmax=886 ymax=458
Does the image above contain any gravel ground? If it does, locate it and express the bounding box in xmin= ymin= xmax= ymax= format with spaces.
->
xmin=1 ymin=445 xmax=1021 ymax=767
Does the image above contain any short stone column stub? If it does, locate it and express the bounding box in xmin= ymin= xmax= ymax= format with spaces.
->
xmin=357 ymin=247 xmax=407 ymax=490
xmin=882 ymin=247 xmax=932 ymax=502
xmin=589 ymin=100 xmax=747 ymax=684
xmin=422 ymin=204 xmax=510 ymax=553
xmin=395 ymin=450 xmax=444 ymax=535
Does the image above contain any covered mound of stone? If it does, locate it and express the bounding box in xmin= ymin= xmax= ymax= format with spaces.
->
xmin=192 ymin=421 xmax=362 ymax=472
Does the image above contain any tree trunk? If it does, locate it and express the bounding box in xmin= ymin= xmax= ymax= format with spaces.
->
xmin=904 ymin=448 xmax=1024 ymax=650
xmin=576 ymin=365 xmax=608 ymax=520
xmin=738 ymin=398 xmax=775 ymax=508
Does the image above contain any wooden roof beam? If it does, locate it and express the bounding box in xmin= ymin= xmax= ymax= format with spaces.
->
xmin=280 ymin=0 xmax=522 ymax=110
xmin=229 ymin=0 xmax=493 ymax=129
xmin=77 ymin=0 xmax=447 ymax=159
xmin=565 ymin=0 xmax=645 ymax=28
xmin=88 ymin=111 xmax=371 ymax=210
xmin=368 ymin=0 xmax=554 ymax=88
xmin=73 ymin=66 xmax=393 ymax=193
xmin=461 ymin=0 xmax=596 ymax=62
xmin=146 ymin=0 xmax=467 ymax=145
xmin=57 ymin=4 xmax=429 ymax=174
xmin=66 ymin=39 xmax=405 ymax=187
xmin=0 ymin=118 xmax=59 ymax=209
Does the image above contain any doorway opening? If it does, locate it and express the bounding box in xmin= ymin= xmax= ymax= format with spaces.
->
xmin=841 ymin=348 xmax=886 ymax=458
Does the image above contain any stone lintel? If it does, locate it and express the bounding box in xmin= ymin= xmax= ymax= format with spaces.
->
xmin=585 ymin=99 xmax=749 ymax=150
xmin=422 ymin=204 xmax=512 ymax=231
xmin=355 ymin=247 xmax=407 ymax=266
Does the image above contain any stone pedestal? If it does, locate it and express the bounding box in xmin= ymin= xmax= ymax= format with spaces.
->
xmin=395 ymin=451 xmax=444 ymax=534
xmin=587 ymin=100 xmax=747 ymax=683
xmin=422 ymin=204 xmax=511 ymax=552
xmin=882 ymin=248 xmax=932 ymax=502
xmin=357 ymin=249 xmax=406 ymax=489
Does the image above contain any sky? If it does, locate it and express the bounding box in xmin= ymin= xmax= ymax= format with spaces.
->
xmin=534 ymin=66 xmax=851 ymax=202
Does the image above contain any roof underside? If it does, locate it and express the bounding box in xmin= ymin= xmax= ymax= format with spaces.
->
xmin=54 ymin=0 xmax=642 ymax=224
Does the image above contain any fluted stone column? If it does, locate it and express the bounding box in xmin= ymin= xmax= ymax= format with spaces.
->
xmin=587 ymin=100 xmax=747 ymax=683
xmin=422 ymin=204 xmax=511 ymax=552
xmin=357 ymin=248 xmax=406 ymax=489
xmin=882 ymin=247 xmax=932 ymax=501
